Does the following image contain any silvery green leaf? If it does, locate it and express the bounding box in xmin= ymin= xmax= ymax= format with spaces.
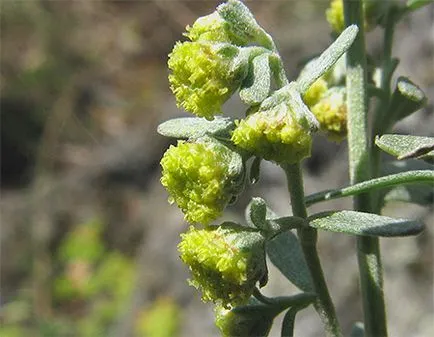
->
xmin=381 ymin=160 xmax=434 ymax=205
xmin=297 ymin=25 xmax=359 ymax=93
xmin=217 ymin=0 xmax=275 ymax=50
xmin=375 ymin=134 xmax=434 ymax=162
xmin=266 ymin=231 xmax=314 ymax=292
xmin=406 ymin=0 xmax=432 ymax=11
xmin=245 ymin=197 xmax=267 ymax=229
xmin=393 ymin=77 xmax=427 ymax=121
xmin=157 ymin=117 xmax=234 ymax=139
xmin=308 ymin=210 xmax=424 ymax=237
xmin=240 ymin=53 xmax=271 ymax=105
xmin=286 ymin=83 xmax=319 ymax=131
xmin=381 ymin=77 xmax=427 ymax=131
xmin=266 ymin=216 xmax=306 ymax=234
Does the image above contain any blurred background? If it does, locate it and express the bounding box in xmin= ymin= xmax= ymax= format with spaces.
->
xmin=1 ymin=1 xmax=433 ymax=336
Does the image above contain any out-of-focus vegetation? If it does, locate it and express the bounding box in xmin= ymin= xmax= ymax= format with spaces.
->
xmin=1 ymin=1 xmax=432 ymax=337
xmin=1 ymin=217 xmax=181 ymax=337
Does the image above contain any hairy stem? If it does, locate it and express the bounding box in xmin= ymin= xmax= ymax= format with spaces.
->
xmin=344 ymin=1 xmax=388 ymax=336
xmin=284 ymin=163 xmax=342 ymax=337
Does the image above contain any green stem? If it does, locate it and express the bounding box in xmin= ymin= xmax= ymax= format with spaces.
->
xmin=372 ymin=7 xmax=398 ymax=212
xmin=344 ymin=1 xmax=388 ymax=336
xmin=283 ymin=163 xmax=342 ymax=337
xmin=305 ymin=170 xmax=434 ymax=206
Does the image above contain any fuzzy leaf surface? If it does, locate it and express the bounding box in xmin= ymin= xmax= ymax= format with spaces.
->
xmin=240 ymin=53 xmax=271 ymax=105
xmin=157 ymin=117 xmax=233 ymax=139
xmin=375 ymin=134 xmax=434 ymax=162
xmin=381 ymin=160 xmax=434 ymax=205
xmin=266 ymin=231 xmax=313 ymax=292
xmin=308 ymin=210 xmax=424 ymax=237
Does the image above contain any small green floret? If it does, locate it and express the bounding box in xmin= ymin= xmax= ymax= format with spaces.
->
xmin=303 ymin=78 xmax=329 ymax=107
xmin=161 ymin=140 xmax=241 ymax=225
xmin=214 ymin=304 xmax=274 ymax=337
xmin=178 ymin=226 xmax=265 ymax=307
xmin=311 ymin=87 xmax=347 ymax=141
xmin=326 ymin=0 xmax=382 ymax=34
xmin=326 ymin=0 xmax=345 ymax=34
xmin=231 ymin=103 xmax=312 ymax=164
xmin=215 ymin=305 xmax=250 ymax=337
xmin=186 ymin=12 xmax=248 ymax=45
xmin=168 ymin=41 xmax=246 ymax=120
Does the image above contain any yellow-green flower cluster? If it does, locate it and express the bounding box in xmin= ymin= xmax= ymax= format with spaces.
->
xmin=302 ymin=78 xmax=328 ymax=108
xmin=326 ymin=0 xmax=345 ymax=34
xmin=311 ymin=87 xmax=347 ymax=141
xmin=168 ymin=42 xmax=246 ymax=120
xmin=178 ymin=226 xmax=265 ymax=307
xmin=326 ymin=0 xmax=384 ymax=34
xmin=185 ymin=12 xmax=248 ymax=46
xmin=301 ymin=58 xmax=347 ymax=141
xmin=161 ymin=140 xmax=241 ymax=225
xmin=231 ymin=103 xmax=312 ymax=164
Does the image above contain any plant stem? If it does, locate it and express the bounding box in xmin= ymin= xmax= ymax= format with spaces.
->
xmin=372 ymin=7 xmax=398 ymax=212
xmin=283 ymin=163 xmax=342 ymax=337
xmin=344 ymin=1 xmax=388 ymax=336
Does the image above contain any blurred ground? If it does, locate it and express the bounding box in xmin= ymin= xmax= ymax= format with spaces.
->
xmin=1 ymin=1 xmax=433 ymax=337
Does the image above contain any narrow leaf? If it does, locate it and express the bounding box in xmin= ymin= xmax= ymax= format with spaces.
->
xmin=245 ymin=197 xmax=267 ymax=229
xmin=393 ymin=77 xmax=427 ymax=121
xmin=308 ymin=210 xmax=425 ymax=237
xmin=281 ymin=308 xmax=298 ymax=337
xmin=382 ymin=160 xmax=434 ymax=205
xmin=240 ymin=53 xmax=271 ymax=105
xmin=286 ymin=83 xmax=319 ymax=131
xmin=297 ymin=25 xmax=359 ymax=93
xmin=266 ymin=231 xmax=314 ymax=292
xmin=406 ymin=0 xmax=432 ymax=11
xmin=157 ymin=117 xmax=233 ymax=139
xmin=375 ymin=134 xmax=434 ymax=161
xmin=305 ymin=170 xmax=434 ymax=206
xmin=266 ymin=216 xmax=307 ymax=234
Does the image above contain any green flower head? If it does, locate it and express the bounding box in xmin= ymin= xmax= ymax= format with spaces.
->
xmin=302 ymin=78 xmax=329 ymax=108
xmin=186 ymin=12 xmax=248 ymax=46
xmin=231 ymin=103 xmax=312 ymax=165
xmin=168 ymin=41 xmax=247 ymax=120
xmin=214 ymin=303 xmax=274 ymax=337
xmin=160 ymin=139 xmax=243 ymax=225
xmin=326 ymin=0 xmax=345 ymax=34
xmin=326 ymin=0 xmax=384 ymax=34
xmin=311 ymin=87 xmax=347 ymax=141
xmin=178 ymin=225 xmax=266 ymax=307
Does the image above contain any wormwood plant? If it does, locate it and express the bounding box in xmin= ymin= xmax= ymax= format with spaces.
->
xmin=158 ymin=1 xmax=433 ymax=336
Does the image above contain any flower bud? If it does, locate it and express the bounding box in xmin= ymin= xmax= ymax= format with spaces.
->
xmin=168 ymin=41 xmax=247 ymax=120
xmin=326 ymin=0 xmax=385 ymax=34
xmin=326 ymin=0 xmax=345 ymax=34
xmin=160 ymin=139 xmax=243 ymax=225
xmin=231 ymin=103 xmax=312 ymax=165
xmin=178 ymin=225 xmax=267 ymax=307
xmin=186 ymin=12 xmax=248 ymax=46
xmin=302 ymin=78 xmax=328 ymax=108
xmin=311 ymin=87 xmax=347 ymax=141
xmin=214 ymin=303 xmax=274 ymax=337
